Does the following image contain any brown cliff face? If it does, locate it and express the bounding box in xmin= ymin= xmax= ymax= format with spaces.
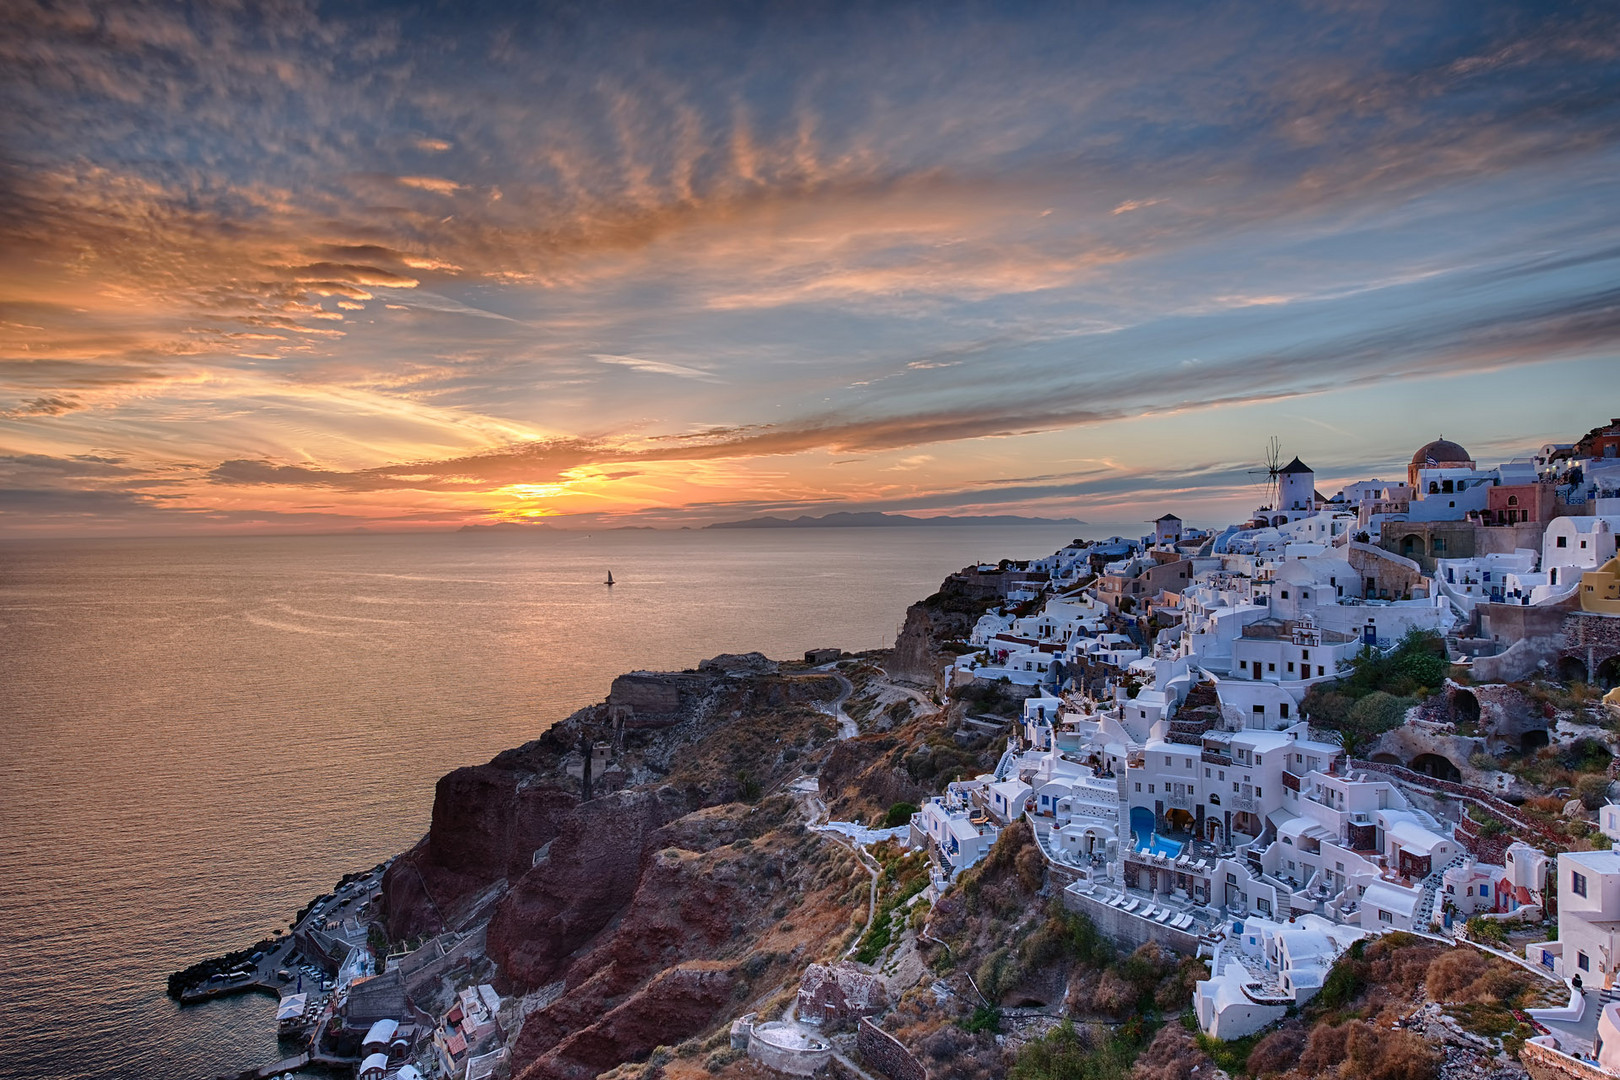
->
xmin=485 ymin=786 xmax=690 ymax=990
xmin=381 ymin=763 xmax=579 ymax=940
xmin=508 ymin=806 xmax=866 ymax=1080
xmin=522 ymin=964 xmax=736 ymax=1080
xmin=379 ymin=660 xmax=858 ymax=1079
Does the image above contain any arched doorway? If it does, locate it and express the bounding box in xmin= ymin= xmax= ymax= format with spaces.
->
xmin=1410 ymin=753 xmax=1462 ymax=783
xmin=1599 ymin=657 xmax=1620 ymax=690
xmin=1560 ymin=657 xmax=1590 ymax=683
xmin=1400 ymin=534 xmax=1423 ymax=557
xmin=1165 ymin=808 xmax=1195 ymax=835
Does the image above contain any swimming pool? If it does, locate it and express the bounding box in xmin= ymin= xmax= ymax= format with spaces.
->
xmin=1138 ymin=834 xmax=1184 ymax=858
xmin=1128 ymin=806 xmax=1186 ymax=858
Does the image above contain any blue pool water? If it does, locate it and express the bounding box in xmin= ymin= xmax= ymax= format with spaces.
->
xmin=1127 ymin=806 xmax=1186 ymax=857
xmin=1139 ymin=834 xmax=1184 ymax=858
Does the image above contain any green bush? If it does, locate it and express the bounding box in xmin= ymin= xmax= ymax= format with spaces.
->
xmin=1313 ymin=953 xmax=1363 ymax=1012
xmin=1336 ymin=691 xmax=1416 ymax=752
xmin=960 ymin=1005 xmax=1002 ymax=1033
xmin=884 ymin=802 xmax=920 ymax=828
xmin=1010 ymin=1020 xmax=1142 ymax=1080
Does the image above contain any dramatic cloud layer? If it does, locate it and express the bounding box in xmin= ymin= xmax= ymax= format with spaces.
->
xmin=2 ymin=0 xmax=1617 ymax=535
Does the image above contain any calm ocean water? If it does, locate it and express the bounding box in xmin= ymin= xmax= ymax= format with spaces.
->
xmin=0 ymin=525 xmax=1090 ymax=1080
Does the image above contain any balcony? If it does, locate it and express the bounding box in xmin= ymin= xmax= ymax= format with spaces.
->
xmin=1166 ymin=790 xmax=1196 ymax=811
xmin=1201 ymin=749 xmax=1233 ymax=767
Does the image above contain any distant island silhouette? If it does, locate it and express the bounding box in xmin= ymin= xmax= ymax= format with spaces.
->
xmin=705 ymin=511 xmax=1084 ymax=529
xmin=457 ymin=512 xmax=1083 ymax=532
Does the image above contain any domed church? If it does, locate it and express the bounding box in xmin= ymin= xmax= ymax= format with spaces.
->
xmin=1407 ymin=438 xmax=1474 ymax=489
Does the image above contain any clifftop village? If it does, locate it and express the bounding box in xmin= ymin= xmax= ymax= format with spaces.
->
xmin=194 ymin=417 xmax=1620 ymax=1080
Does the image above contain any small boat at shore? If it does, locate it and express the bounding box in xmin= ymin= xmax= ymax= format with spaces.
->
xmin=605 ymin=571 xmax=615 ymax=586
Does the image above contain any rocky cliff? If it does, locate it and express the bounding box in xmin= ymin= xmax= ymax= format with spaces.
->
xmin=374 ymin=580 xmax=1018 ymax=1080
xmin=379 ymin=655 xmax=878 ymax=1080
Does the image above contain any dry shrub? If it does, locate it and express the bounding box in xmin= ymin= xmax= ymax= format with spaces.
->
xmin=1067 ymin=969 xmax=1102 ymax=1014
xmin=1343 ymin=1023 xmax=1439 ymax=1080
xmin=917 ymin=1024 xmax=1001 ymax=1080
xmin=1477 ymin=960 xmax=1533 ymax=1004
xmin=919 ymin=1024 xmax=974 ymax=1062
xmin=1247 ymin=1023 xmax=1307 ymax=1078
xmin=1426 ymin=947 xmax=1532 ymax=1006
xmin=1016 ymin=844 xmax=1045 ymax=893
xmin=1131 ymin=1022 xmax=1212 ymax=1080
xmin=1359 ymin=936 xmax=1443 ymax=999
xmin=1155 ymin=957 xmax=1209 ymax=1012
xmin=1090 ymin=968 xmax=1138 ymax=1016
xmin=1424 ymin=949 xmax=1489 ymax=1002
xmin=1298 ymin=1022 xmax=1349 ymax=1075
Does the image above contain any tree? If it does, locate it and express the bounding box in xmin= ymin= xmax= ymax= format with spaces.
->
xmin=1339 ymin=692 xmax=1413 ymax=754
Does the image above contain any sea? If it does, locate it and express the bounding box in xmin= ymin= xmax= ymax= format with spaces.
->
xmin=0 ymin=524 xmax=1101 ymax=1080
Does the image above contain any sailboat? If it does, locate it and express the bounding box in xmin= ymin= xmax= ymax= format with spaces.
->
xmin=605 ymin=571 xmax=615 ymax=587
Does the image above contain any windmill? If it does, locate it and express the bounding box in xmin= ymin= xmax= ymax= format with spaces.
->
xmin=1248 ymin=435 xmax=1284 ymax=511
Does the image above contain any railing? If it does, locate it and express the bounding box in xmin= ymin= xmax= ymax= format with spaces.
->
xmin=1166 ymin=791 xmax=1196 ymax=810
xmin=1201 ymin=750 xmax=1233 ymax=766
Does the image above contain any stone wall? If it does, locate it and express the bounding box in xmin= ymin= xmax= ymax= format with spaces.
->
xmin=401 ymin=925 xmax=487 ymax=1000
xmin=857 ymin=1017 xmax=927 ymax=1080
xmin=797 ymin=962 xmax=887 ymax=1024
xmin=1478 ymin=597 xmax=1578 ymax=678
xmin=1455 ymin=811 xmax=1512 ymax=865
xmin=1347 ymin=542 xmax=1424 ymax=600
xmin=1563 ymin=613 xmax=1620 ymax=682
xmin=1522 ymin=1038 xmax=1613 ymax=1080
xmin=1380 ymin=522 xmax=1545 ymax=573
xmin=607 ymin=671 xmax=709 ymax=729
xmin=1061 ymin=888 xmax=1201 ymax=956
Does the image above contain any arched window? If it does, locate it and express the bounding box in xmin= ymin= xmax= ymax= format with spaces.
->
xmin=1507 ymin=495 xmax=1519 ymax=507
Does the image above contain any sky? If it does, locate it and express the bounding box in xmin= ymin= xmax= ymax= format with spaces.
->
xmin=1 ymin=0 xmax=1617 ymax=537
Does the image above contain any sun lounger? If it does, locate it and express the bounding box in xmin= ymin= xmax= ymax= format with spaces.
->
xmin=1176 ymin=914 xmax=1196 ymax=930
xmin=1122 ymin=898 xmax=1140 ymax=912
xmin=1156 ymin=908 xmax=1174 ymax=923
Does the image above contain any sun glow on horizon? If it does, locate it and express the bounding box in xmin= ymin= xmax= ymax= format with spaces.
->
xmin=1 ymin=2 xmax=1616 ymax=537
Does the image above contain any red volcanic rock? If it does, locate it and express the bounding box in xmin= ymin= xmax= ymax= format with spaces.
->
xmin=485 ymin=787 xmax=688 ymax=992
xmin=518 ymin=963 xmax=735 ymax=1080
xmin=381 ymin=764 xmax=578 ymax=939
xmin=507 ymin=826 xmax=769 ymax=1077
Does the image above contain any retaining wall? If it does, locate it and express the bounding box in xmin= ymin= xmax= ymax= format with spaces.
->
xmin=857 ymin=1018 xmax=927 ymax=1080
xmin=1061 ymin=887 xmax=1201 ymax=956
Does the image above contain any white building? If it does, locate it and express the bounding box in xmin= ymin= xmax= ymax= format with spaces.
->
xmin=1193 ymin=915 xmax=1366 ymax=1038
xmin=1526 ymin=850 xmax=1620 ymax=985
xmin=913 ymin=785 xmax=1000 ymax=875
